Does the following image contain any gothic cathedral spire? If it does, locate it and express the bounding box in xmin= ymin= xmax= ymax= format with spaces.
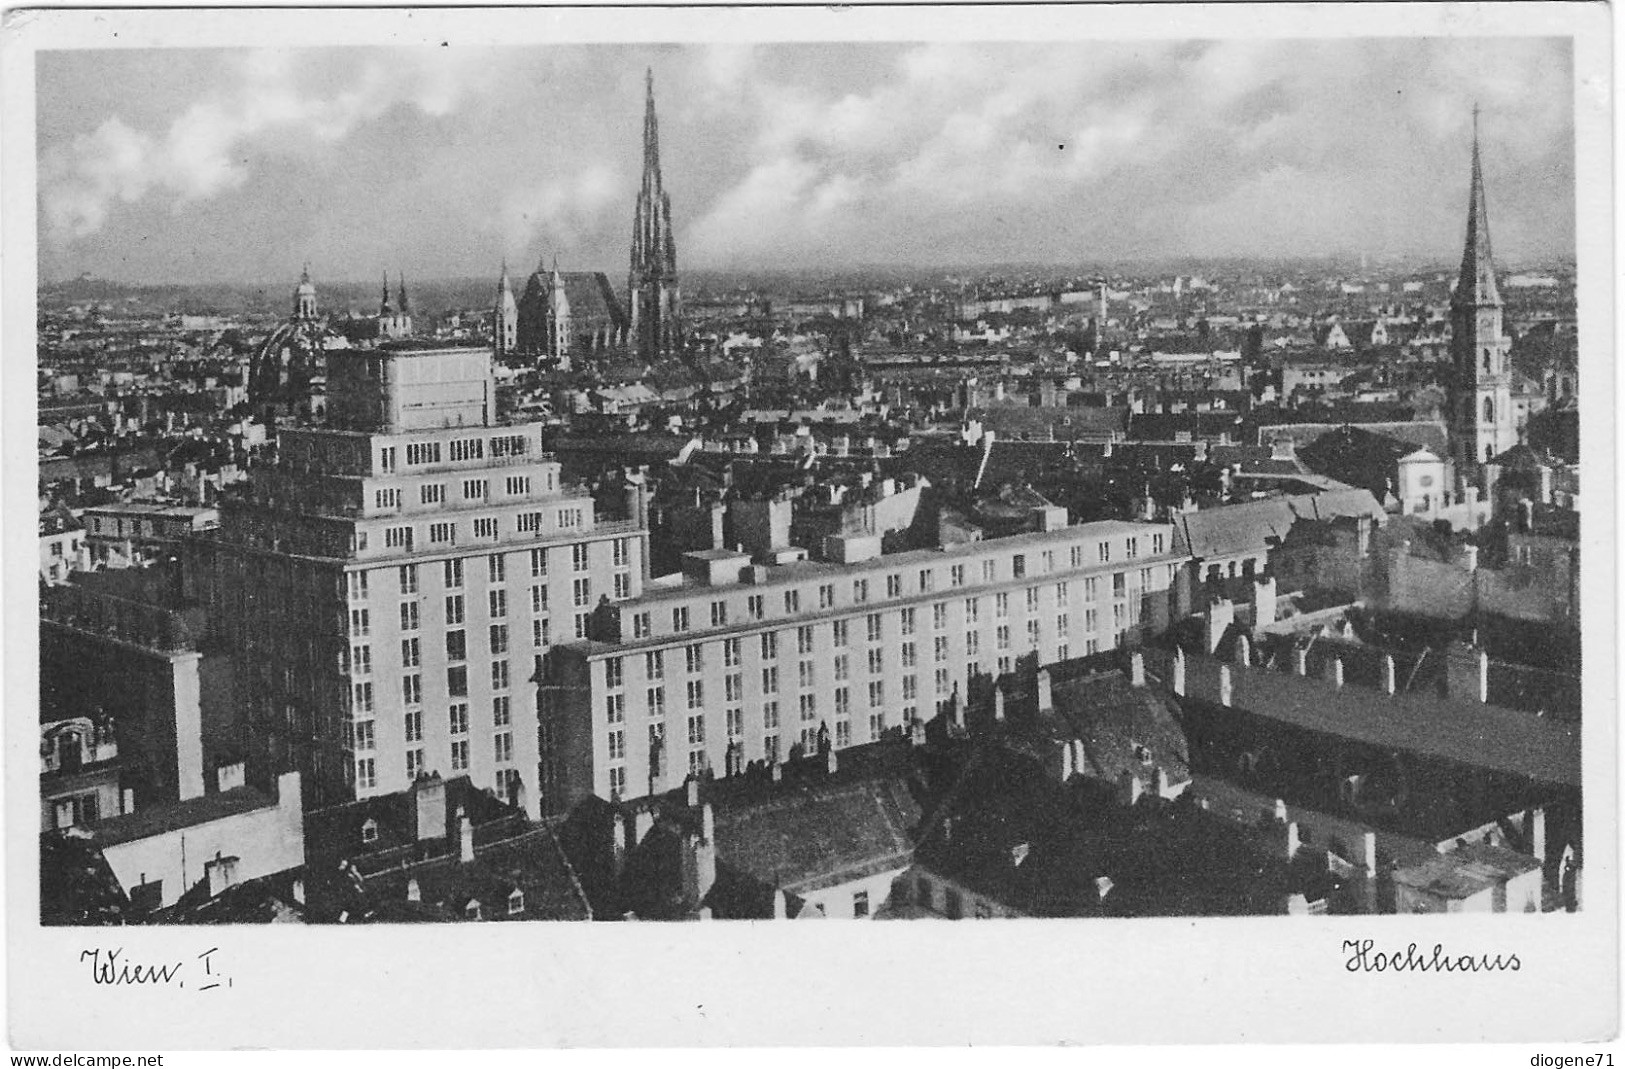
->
xmin=628 ymin=67 xmax=682 ymax=361
xmin=494 ymin=260 xmax=518 ymax=361
xmin=1448 ymin=106 xmax=1516 ymax=476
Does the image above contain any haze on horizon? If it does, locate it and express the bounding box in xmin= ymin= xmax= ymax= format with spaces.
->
xmin=37 ymin=39 xmax=1576 ymax=286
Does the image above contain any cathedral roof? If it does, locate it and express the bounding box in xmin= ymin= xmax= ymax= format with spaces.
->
xmin=520 ymin=270 xmax=627 ymax=329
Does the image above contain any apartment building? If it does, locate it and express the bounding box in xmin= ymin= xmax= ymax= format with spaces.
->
xmin=187 ymin=345 xmax=648 ymax=816
xmin=542 ymin=518 xmax=1182 ymax=814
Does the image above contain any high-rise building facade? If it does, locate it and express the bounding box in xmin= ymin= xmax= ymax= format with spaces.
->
xmin=627 ymin=69 xmax=682 ymax=361
xmin=540 ymin=520 xmax=1182 ymax=814
xmin=188 ymin=345 xmax=649 ymax=817
xmin=1449 ymin=111 xmax=1517 ymax=473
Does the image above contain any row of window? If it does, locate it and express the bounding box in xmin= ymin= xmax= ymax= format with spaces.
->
xmin=372 ymin=474 xmax=541 ymax=512
xmin=381 ymin=435 xmax=532 ymax=473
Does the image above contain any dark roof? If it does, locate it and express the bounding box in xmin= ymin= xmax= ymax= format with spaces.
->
xmin=1296 ymin=425 xmax=1420 ymax=499
xmin=359 ymin=824 xmax=592 ymax=922
xmin=520 ymin=270 xmax=627 ymax=330
xmin=40 ymin=831 xmax=130 ymax=925
xmin=969 ymin=405 xmax=1128 ymax=440
xmin=1148 ymin=649 xmax=1580 ymax=788
xmin=1052 ymin=669 xmax=1191 ymax=788
xmin=1488 ymin=443 xmax=1552 ymax=471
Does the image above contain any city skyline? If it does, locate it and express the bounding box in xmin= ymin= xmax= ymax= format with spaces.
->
xmin=38 ymin=38 xmax=1575 ymax=285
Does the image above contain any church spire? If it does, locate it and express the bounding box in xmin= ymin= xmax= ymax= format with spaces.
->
xmin=629 ymin=67 xmax=681 ymax=361
xmin=380 ymin=272 xmax=392 ymax=314
xmin=1455 ymin=104 xmax=1501 ymax=308
xmin=398 ymin=272 xmax=410 ymax=314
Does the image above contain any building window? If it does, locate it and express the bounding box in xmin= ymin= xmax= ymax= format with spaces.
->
xmin=607 ymin=729 xmax=626 ymax=761
xmin=352 ymin=682 xmax=374 ymax=714
xmin=819 ymin=584 xmax=835 ymax=609
xmin=685 ymin=644 xmax=705 ymax=674
xmin=711 ymin=600 xmax=728 ymax=627
xmin=356 ymin=758 xmax=376 ymax=790
xmin=853 ymin=579 xmax=869 ymax=603
xmin=532 ymin=619 xmax=551 ymax=648
xmin=572 ymin=544 xmax=590 ymax=572
xmin=853 ymin=890 xmax=870 ymax=918
xmin=995 ymin=593 xmax=1009 ymax=619
xmin=686 ymin=680 xmax=705 ymax=709
xmin=1013 ymin=554 xmax=1026 ymax=578
xmin=494 ymin=731 xmax=513 ymax=764
xmin=726 ymin=708 xmax=744 ymax=738
xmin=403 ymin=674 xmax=422 ymax=706
xmin=444 ymin=559 xmax=464 ymax=588
xmin=446 ymin=595 xmax=466 ymax=625
xmin=763 ymin=701 xmax=780 ymax=730
xmin=784 ymin=589 xmax=800 ymax=613
xmin=832 ymin=620 xmax=849 ymax=647
xmin=673 ymin=606 xmax=691 ymax=632
xmin=491 ymin=658 xmax=509 ymax=689
xmin=647 ymin=686 xmax=666 ymax=718
xmin=380 ymin=446 xmax=397 ymax=473
xmin=982 ymin=560 xmax=997 ymax=582
xmin=608 ymin=766 xmax=627 ymax=798
xmin=451 ymin=740 xmax=469 ymax=771
xmin=761 ymin=666 xmax=779 ymax=694
xmin=493 ymin=695 xmax=511 ymax=727
xmin=349 ymin=608 xmax=370 ymax=636
xmin=868 ymin=681 xmax=884 ymax=707
xmin=406 ymin=748 xmax=424 ymax=779
xmin=723 ymin=638 xmax=742 ymax=667
xmin=530 ymin=548 xmax=547 ymax=578
xmin=951 ymin=564 xmax=965 ymax=588
xmin=448 ymin=666 xmax=469 ymax=696
xmin=632 ymin=612 xmax=651 ymax=639
xmin=573 ymin=578 xmax=592 ymax=607
xmin=402 ymin=637 xmax=421 ymax=667
xmin=867 ymin=711 xmax=885 ymax=741
xmin=887 ymin=574 xmax=903 ymax=598
xmin=646 ymin=651 xmax=665 ymax=679
xmin=687 ymin=714 xmax=706 ymax=745
xmin=428 ymin=522 xmax=456 ymax=545
xmin=747 ymin=595 xmax=765 ymax=620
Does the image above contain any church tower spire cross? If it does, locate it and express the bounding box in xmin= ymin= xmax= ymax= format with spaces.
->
xmin=628 ymin=67 xmax=682 ymax=362
xmin=1448 ymin=107 xmax=1515 ymax=477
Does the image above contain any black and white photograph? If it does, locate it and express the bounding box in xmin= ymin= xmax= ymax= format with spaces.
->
xmin=4 ymin=1 xmax=1615 ymax=1053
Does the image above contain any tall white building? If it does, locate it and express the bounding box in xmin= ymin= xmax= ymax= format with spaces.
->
xmin=188 ymin=345 xmax=649 ymax=816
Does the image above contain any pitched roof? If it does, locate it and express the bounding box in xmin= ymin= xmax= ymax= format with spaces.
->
xmin=1052 ymin=670 xmax=1191 ymax=788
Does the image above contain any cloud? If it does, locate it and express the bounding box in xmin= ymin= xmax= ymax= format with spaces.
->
xmin=683 ymin=38 xmax=1573 ymax=267
xmin=40 ymin=48 xmax=498 ymax=243
xmin=494 ymin=162 xmax=626 ymax=266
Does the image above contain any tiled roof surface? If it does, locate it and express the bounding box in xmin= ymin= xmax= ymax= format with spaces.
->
xmin=1172 ymin=488 xmax=1384 ymax=560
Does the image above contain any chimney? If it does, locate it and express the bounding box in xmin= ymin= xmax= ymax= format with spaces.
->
xmin=910 ymin=719 xmax=926 ymax=747
xmin=770 ymin=761 xmax=783 ymax=783
xmin=121 ymin=788 xmax=135 ymax=815
xmin=1218 ymin=664 xmax=1234 ymax=707
xmin=1273 ymin=798 xmax=1289 ymax=822
xmin=772 ymin=888 xmax=789 ymax=920
xmin=825 ymin=747 xmax=838 ymax=775
xmin=1234 ymin=632 xmax=1251 ymax=667
xmin=215 ymin=760 xmax=246 ymax=793
xmin=291 ymin=877 xmax=305 ymax=906
xmin=1095 ymin=876 xmax=1114 ymax=902
xmin=1118 ymin=769 xmax=1144 ymax=807
xmin=1283 ymin=821 xmax=1301 ymax=861
xmin=1035 ymin=669 xmax=1054 ymax=714
xmin=993 ymin=686 xmax=1006 ymax=722
xmin=611 ymin=813 xmax=628 ymax=877
xmin=685 ymin=776 xmax=700 ymax=808
xmin=1129 ymin=651 xmax=1146 ymax=687
xmin=1360 ymin=831 xmax=1378 ymax=877
xmin=1527 ymin=808 xmax=1547 ymax=864
xmin=206 ymin=854 xmax=234 ymax=899
xmin=1460 ymin=544 xmax=1479 ymax=572
xmin=701 ymin=802 xmax=716 ymax=844
xmin=1071 ymin=739 xmax=1086 ymax=778
xmin=405 ymin=877 xmax=421 ymax=903
xmin=1253 ymin=573 xmax=1277 ymax=628
xmin=1059 ymin=742 xmax=1075 ymax=782
xmin=1171 ymin=648 xmax=1186 ymax=696
xmin=1381 ymin=654 xmax=1397 ymax=695
xmin=1326 ymin=657 xmax=1344 ymax=690
xmin=1292 ymin=645 xmax=1309 ymax=676
xmin=698 ymin=906 xmax=713 ymax=921
xmin=1472 ymin=650 xmax=1489 ymax=703
xmin=457 ymin=806 xmax=475 ymax=864
xmin=634 ymin=808 xmax=654 ymax=844
xmin=414 ymin=772 xmax=447 ymax=842
xmin=946 ymin=683 xmax=963 ymax=732
xmin=1154 ymin=766 xmax=1172 ymax=799
xmin=1519 ymin=498 xmax=1535 ymax=532
xmin=1284 ymin=893 xmax=1311 ymax=915
xmin=1270 ymin=435 xmax=1296 ymax=461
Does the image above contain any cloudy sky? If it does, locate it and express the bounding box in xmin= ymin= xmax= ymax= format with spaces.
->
xmin=36 ymin=38 xmax=1574 ymax=284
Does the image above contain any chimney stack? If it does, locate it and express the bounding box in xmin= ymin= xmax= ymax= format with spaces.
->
xmin=1381 ymin=654 xmax=1397 ymax=695
xmin=414 ymin=772 xmax=447 ymax=842
xmin=1460 ymin=545 xmax=1480 ymax=572
xmin=773 ymin=888 xmax=788 ymax=920
xmin=686 ymin=776 xmax=700 ymax=808
xmin=457 ymin=806 xmax=475 ymax=864
xmin=770 ymin=760 xmax=783 ymax=783
xmin=825 ymin=747 xmax=838 ymax=775
xmin=1218 ymin=663 xmax=1234 ymax=707
xmin=1171 ymin=647 xmax=1186 ymax=696
xmin=701 ymin=802 xmax=715 ymax=844
xmin=1283 ymin=821 xmax=1301 ymax=861
xmin=634 ymin=807 xmax=654 ymax=844
xmin=1118 ymin=769 xmax=1144 ymax=807
xmin=1129 ymin=651 xmax=1146 ymax=687
xmin=1253 ymin=573 xmax=1277 ymax=628
xmin=1035 ymin=669 xmax=1054 ymax=715
xmin=1327 ymin=657 xmax=1344 ymax=690
xmin=1292 ymin=645 xmax=1308 ymax=676
xmin=612 ymin=813 xmax=628 ymax=877
xmin=1474 ymin=650 xmax=1489 ymax=703
xmin=993 ymin=686 xmax=1006 ymax=723
xmin=1234 ymin=632 xmax=1251 ymax=667
xmin=1205 ymin=599 xmax=1234 ymax=654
